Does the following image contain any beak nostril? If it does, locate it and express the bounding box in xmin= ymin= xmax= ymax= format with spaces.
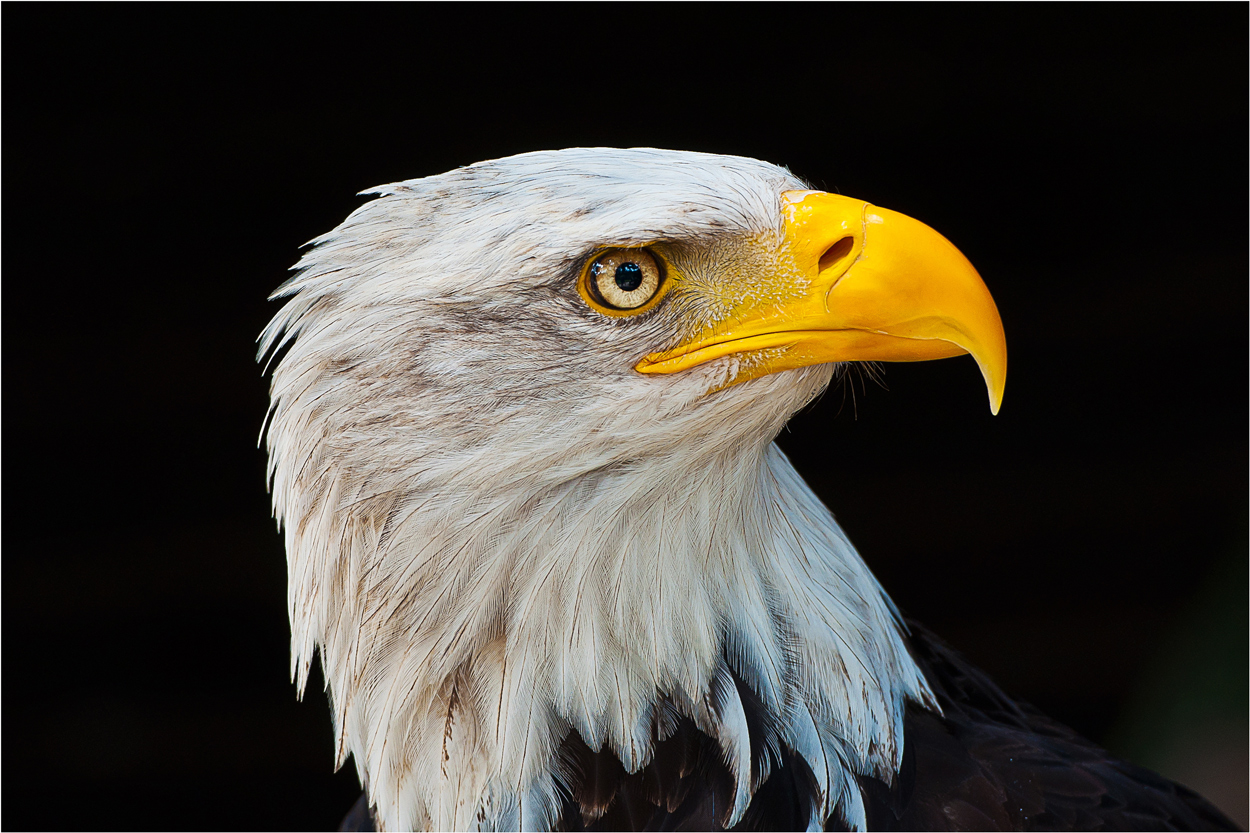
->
xmin=818 ymin=237 xmax=855 ymax=272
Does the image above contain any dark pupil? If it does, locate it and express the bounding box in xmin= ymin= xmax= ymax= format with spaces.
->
xmin=614 ymin=262 xmax=643 ymax=292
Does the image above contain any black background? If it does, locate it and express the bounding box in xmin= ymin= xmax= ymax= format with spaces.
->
xmin=6 ymin=5 xmax=1247 ymax=830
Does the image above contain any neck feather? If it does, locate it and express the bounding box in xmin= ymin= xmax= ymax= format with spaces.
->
xmin=281 ymin=428 xmax=933 ymax=830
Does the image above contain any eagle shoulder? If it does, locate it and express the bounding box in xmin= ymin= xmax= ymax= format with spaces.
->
xmin=856 ymin=622 xmax=1239 ymax=831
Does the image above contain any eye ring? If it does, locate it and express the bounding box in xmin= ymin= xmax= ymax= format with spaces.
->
xmin=578 ymin=247 xmax=668 ymax=317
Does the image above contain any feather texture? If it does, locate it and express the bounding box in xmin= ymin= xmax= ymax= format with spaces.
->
xmin=263 ymin=149 xmax=934 ymax=830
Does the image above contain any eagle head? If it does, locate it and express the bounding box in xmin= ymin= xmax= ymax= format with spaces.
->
xmin=261 ymin=148 xmax=1006 ymax=831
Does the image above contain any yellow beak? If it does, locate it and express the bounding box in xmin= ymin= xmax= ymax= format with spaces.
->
xmin=635 ymin=190 xmax=1008 ymax=414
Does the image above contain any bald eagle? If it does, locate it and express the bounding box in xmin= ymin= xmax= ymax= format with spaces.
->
xmin=261 ymin=149 xmax=1234 ymax=832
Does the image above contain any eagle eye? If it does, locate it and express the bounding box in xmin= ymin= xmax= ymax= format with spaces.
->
xmin=580 ymin=248 xmax=666 ymax=315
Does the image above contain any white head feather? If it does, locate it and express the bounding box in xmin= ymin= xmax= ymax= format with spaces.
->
xmin=261 ymin=148 xmax=935 ymax=831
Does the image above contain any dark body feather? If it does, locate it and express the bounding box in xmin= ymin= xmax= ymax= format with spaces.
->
xmin=856 ymin=623 xmax=1236 ymax=832
xmin=338 ymin=623 xmax=1236 ymax=832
